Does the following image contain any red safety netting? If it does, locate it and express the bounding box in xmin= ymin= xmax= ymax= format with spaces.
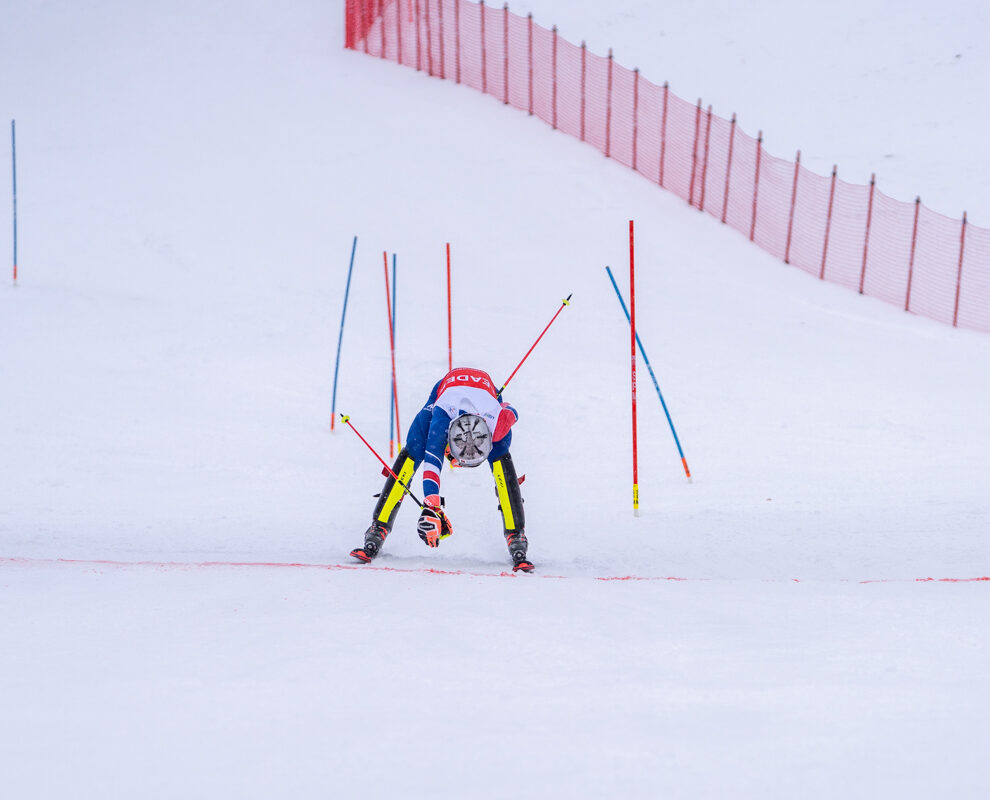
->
xmin=346 ymin=0 xmax=990 ymax=334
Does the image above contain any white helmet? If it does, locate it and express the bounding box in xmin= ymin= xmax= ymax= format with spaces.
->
xmin=447 ymin=414 xmax=492 ymax=467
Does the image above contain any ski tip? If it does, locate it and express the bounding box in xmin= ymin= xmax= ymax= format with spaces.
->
xmin=349 ymin=548 xmax=372 ymax=564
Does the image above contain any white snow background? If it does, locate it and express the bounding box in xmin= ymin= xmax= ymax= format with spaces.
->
xmin=2 ymin=1 xmax=988 ymax=797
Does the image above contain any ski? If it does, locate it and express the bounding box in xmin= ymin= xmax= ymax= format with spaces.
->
xmin=349 ymin=547 xmax=534 ymax=572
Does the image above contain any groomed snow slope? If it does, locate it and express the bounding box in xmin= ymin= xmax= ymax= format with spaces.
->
xmin=1 ymin=2 xmax=987 ymax=797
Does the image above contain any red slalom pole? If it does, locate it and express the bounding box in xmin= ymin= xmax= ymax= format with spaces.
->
xmin=629 ymin=220 xmax=639 ymax=516
xmin=446 ymin=242 xmax=453 ymax=371
xmin=498 ymin=292 xmax=573 ymax=396
xmin=340 ymin=414 xmax=425 ymax=510
xmin=384 ymin=251 xmax=401 ymax=458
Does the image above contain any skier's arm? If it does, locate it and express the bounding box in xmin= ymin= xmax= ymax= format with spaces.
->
xmin=493 ymin=402 xmax=518 ymax=441
xmin=424 ymin=379 xmax=443 ymax=406
xmin=422 ymin=406 xmax=452 ymax=504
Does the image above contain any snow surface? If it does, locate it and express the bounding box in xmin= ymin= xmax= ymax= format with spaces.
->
xmin=1 ymin=1 xmax=988 ymax=797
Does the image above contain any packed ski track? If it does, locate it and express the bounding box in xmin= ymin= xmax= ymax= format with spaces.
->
xmin=2 ymin=1 xmax=988 ymax=798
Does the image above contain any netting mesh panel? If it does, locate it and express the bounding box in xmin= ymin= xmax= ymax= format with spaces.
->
xmin=481 ymin=2 xmax=506 ymax=103
xmin=457 ymin=1 xmax=483 ymax=91
xmin=581 ymin=50 xmax=610 ymax=156
xmin=959 ymin=224 xmax=990 ymax=332
xmin=696 ymin=113 xmax=730 ymax=221
xmin=821 ymin=179 xmax=871 ymax=292
xmin=661 ymin=91 xmax=702 ymax=203
xmin=530 ymin=23 xmax=555 ymax=126
xmin=722 ymin=127 xmax=760 ymax=239
xmin=346 ymin=0 xmax=990 ymax=334
xmin=604 ymin=62 xmax=632 ymax=167
xmin=752 ymin=150 xmax=796 ymax=262
xmin=862 ymin=191 xmax=914 ymax=308
xmin=553 ymin=36 xmax=584 ymax=141
xmin=909 ymin=206 xmax=963 ymax=325
xmin=505 ymin=12 xmax=529 ymax=110
xmin=421 ymin=0 xmax=446 ymax=79
xmin=786 ymin=165 xmax=832 ymax=278
xmin=632 ymin=77 xmax=663 ymax=186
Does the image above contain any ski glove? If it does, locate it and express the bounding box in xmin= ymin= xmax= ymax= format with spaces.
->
xmin=417 ymin=496 xmax=452 ymax=547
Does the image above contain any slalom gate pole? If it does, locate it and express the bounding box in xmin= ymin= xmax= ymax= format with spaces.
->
xmin=629 ymin=221 xmax=639 ymax=516
xmin=383 ymin=251 xmax=401 ymax=458
xmin=388 ymin=253 xmax=399 ymax=452
xmin=446 ymin=242 xmax=453 ymax=371
xmin=11 ymin=120 xmax=17 ymax=284
xmin=340 ymin=414 xmax=425 ymax=510
xmin=498 ymin=292 xmax=573 ymax=396
xmin=605 ymin=266 xmax=692 ymax=482
xmin=392 ymin=252 xmax=401 ymax=450
xmin=330 ymin=235 xmax=358 ymax=431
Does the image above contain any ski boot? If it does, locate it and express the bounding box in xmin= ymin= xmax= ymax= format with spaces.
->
xmin=508 ymin=531 xmax=534 ymax=573
xmin=350 ymin=447 xmax=417 ymax=563
xmin=350 ymin=521 xmax=388 ymax=563
xmin=492 ymin=452 xmax=534 ymax=572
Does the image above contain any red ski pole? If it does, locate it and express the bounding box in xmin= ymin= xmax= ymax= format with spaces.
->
xmin=498 ymin=293 xmax=572 ymax=396
xmin=340 ymin=414 xmax=425 ymax=510
xmin=446 ymin=242 xmax=453 ymax=372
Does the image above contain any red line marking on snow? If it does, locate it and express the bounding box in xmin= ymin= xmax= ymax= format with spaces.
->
xmin=1 ymin=557 xmax=988 ymax=584
xmin=862 ymin=576 xmax=990 ymax=584
xmin=595 ymin=575 xmax=692 ymax=582
xmin=0 ymin=556 xmax=529 ymax=579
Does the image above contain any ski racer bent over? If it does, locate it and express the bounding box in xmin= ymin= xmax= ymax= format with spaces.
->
xmin=350 ymin=366 xmax=532 ymax=572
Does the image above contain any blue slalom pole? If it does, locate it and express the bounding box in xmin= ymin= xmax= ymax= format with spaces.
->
xmin=331 ymin=235 xmax=358 ymax=431
xmin=11 ymin=120 xmax=17 ymax=284
xmin=388 ymin=252 xmax=397 ymax=450
xmin=605 ymin=266 xmax=692 ymax=482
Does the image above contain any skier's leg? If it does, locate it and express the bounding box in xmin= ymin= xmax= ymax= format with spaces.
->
xmin=358 ymin=408 xmax=430 ymax=559
xmin=361 ymin=447 xmax=417 ymax=556
xmin=490 ymin=447 xmax=529 ymax=568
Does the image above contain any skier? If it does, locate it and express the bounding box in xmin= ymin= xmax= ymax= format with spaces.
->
xmin=350 ymin=366 xmax=533 ymax=572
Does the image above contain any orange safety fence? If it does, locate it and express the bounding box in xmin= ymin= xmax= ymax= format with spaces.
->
xmin=345 ymin=0 xmax=989 ymax=334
